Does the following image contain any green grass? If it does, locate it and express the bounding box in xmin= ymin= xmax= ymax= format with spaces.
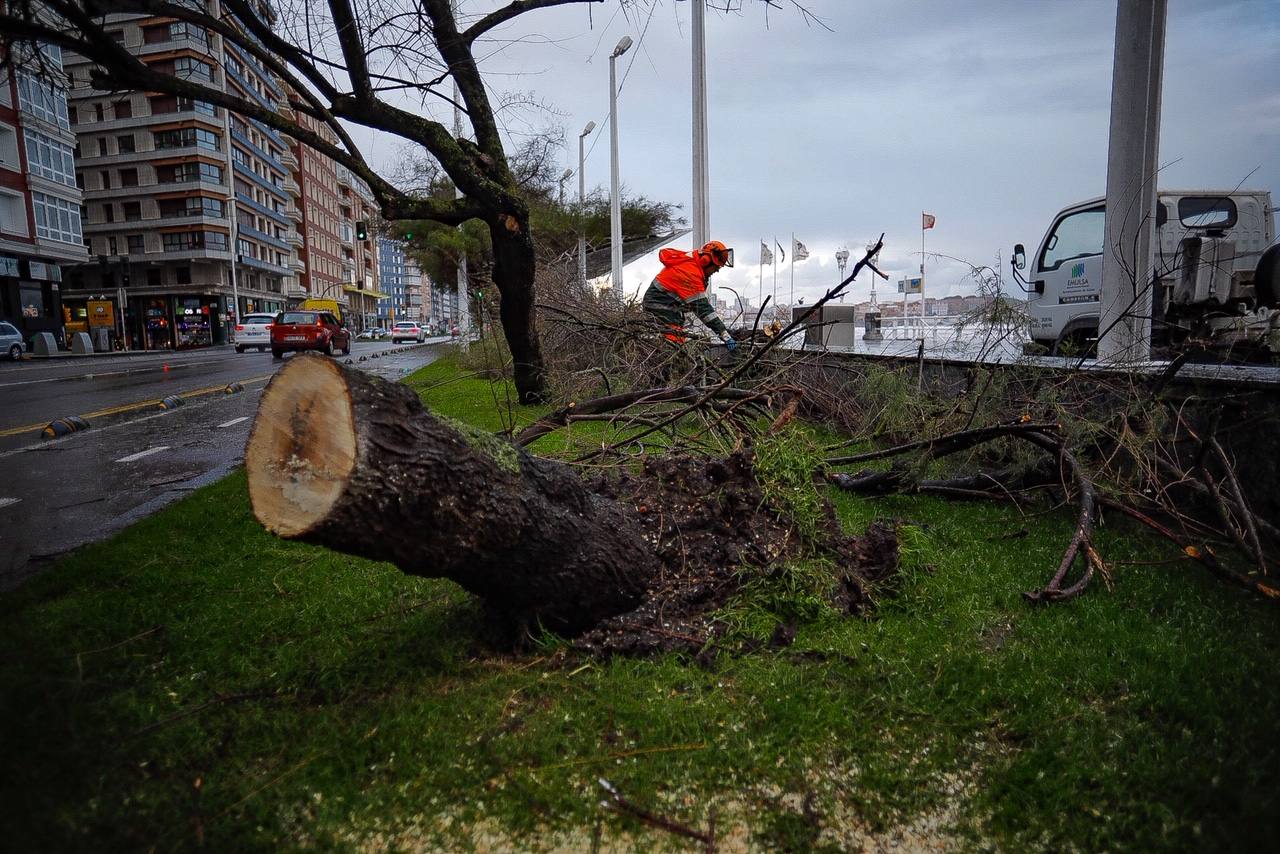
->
xmin=2 ymin=356 xmax=1278 ymax=851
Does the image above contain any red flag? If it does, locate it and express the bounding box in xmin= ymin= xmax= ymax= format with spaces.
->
xmin=922 ymin=212 xmax=936 ymax=230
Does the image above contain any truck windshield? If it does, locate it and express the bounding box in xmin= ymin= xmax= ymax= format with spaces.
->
xmin=1040 ymin=206 xmax=1105 ymax=272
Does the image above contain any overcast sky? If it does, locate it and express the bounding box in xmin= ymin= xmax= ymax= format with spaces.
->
xmin=358 ymin=0 xmax=1280 ymax=305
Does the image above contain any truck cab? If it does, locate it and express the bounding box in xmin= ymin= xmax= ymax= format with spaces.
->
xmin=1014 ymin=190 xmax=1277 ymax=354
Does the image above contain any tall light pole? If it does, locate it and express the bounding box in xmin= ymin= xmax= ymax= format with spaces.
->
xmin=691 ymin=0 xmax=709 ymax=253
xmin=578 ymin=120 xmax=595 ymax=288
xmin=835 ymin=248 xmax=849 ymax=302
xmin=609 ymin=35 xmax=633 ymax=298
xmin=1098 ymin=0 xmax=1166 ymax=362
xmin=451 ymin=0 xmax=470 ymax=340
xmin=558 ymin=168 xmax=572 ymax=207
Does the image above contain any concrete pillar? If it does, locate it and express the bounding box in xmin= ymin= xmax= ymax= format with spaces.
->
xmin=1097 ymin=0 xmax=1167 ymax=362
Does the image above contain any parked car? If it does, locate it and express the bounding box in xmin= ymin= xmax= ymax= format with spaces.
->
xmin=391 ymin=321 xmax=425 ymax=343
xmin=234 ymin=313 xmax=277 ymax=353
xmin=1 ymin=320 xmax=25 ymax=360
xmin=270 ymin=310 xmax=351 ymax=359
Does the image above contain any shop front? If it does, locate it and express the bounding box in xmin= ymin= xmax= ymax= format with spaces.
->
xmin=0 ymin=256 xmax=67 ymax=346
xmin=129 ymin=294 xmax=229 ymax=350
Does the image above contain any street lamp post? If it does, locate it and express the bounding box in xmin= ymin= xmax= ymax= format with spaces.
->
xmin=557 ymin=168 xmax=572 ymax=207
xmin=609 ymin=35 xmax=633 ymax=298
xmin=577 ymin=120 xmax=595 ymax=288
xmin=835 ymin=248 xmax=849 ymax=301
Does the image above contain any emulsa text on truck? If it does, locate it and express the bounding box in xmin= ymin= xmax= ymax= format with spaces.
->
xmin=1011 ymin=190 xmax=1279 ymax=356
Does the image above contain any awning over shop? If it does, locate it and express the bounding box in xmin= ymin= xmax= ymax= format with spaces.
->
xmin=343 ymin=285 xmax=390 ymax=300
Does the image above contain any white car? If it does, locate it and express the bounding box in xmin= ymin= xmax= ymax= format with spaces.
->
xmin=1 ymin=320 xmax=25 ymax=360
xmin=234 ymin=313 xmax=277 ymax=352
xmin=391 ymin=321 xmax=425 ymax=343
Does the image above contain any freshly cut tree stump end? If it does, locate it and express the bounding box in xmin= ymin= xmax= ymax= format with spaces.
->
xmin=247 ymin=355 xmax=357 ymax=538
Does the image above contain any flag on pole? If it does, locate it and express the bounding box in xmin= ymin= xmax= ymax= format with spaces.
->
xmin=922 ymin=212 xmax=936 ymax=230
xmin=775 ymin=240 xmax=785 ymax=264
xmin=760 ymin=241 xmax=773 ymax=266
xmin=792 ymin=238 xmax=810 ymax=261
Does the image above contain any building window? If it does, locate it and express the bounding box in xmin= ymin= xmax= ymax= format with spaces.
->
xmin=97 ymin=138 xmax=108 ymax=156
xmin=24 ymin=129 xmax=77 ymax=187
xmin=17 ymin=71 xmax=70 ymax=129
xmin=32 ymin=192 xmax=83 ymax=244
xmin=157 ymin=162 xmax=223 ymax=184
xmin=100 ymin=170 xmax=111 ymax=189
xmin=123 ymin=201 xmax=141 ymax=221
xmin=148 ymin=268 xmax=162 ymax=287
xmin=154 ymin=127 xmax=219 ymax=151
xmin=119 ymin=168 xmax=138 ymax=187
xmin=68 ymin=105 xmax=77 ymax=124
xmin=127 ymin=234 xmax=145 ymax=253
xmin=20 ymin=283 xmax=47 ymax=318
xmin=114 ymin=99 xmax=132 ymax=119
xmin=95 ymin=103 xmax=104 ymax=121
xmin=102 ymin=204 xmax=114 ymax=223
xmin=176 ymin=266 xmax=192 ymax=284
xmin=117 ymin=134 xmax=135 ymax=153
xmin=162 ymin=231 xmax=228 ymax=251
xmin=108 ymin=236 xmax=118 ymax=255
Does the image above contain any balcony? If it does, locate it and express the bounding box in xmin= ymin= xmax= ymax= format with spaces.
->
xmin=279 ymin=148 xmax=298 ymax=169
xmin=284 ymin=178 xmax=301 ymax=197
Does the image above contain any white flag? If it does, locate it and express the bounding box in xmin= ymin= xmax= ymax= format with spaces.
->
xmin=760 ymin=241 xmax=773 ymax=266
xmin=793 ymin=238 xmax=810 ymax=261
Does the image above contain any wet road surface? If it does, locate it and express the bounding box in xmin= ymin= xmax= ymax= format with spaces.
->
xmin=0 ymin=340 xmax=447 ymax=587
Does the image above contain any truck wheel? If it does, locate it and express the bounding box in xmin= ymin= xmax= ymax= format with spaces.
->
xmin=272 ymin=348 xmax=283 ymax=360
xmin=1051 ymin=328 xmax=1097 ymax=358
xmin=1256 ymin=243 xmax=1280 ymax=308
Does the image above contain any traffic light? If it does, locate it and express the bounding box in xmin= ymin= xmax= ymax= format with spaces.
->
xmin=355 ymin=220 xmax=368 ymax=241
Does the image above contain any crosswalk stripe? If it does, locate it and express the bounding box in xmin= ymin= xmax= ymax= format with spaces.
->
xmin=217 ymin=416 xmax=249 ymax=428
xmin=0 ymin=497 xmax=20 ymax=509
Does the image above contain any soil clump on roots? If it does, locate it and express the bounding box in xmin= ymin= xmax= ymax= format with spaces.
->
xmin=572 ymin=450 xmax=902 ymax=658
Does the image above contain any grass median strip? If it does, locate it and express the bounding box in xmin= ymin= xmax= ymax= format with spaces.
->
xmin=1 ymin=356 xmax=1277 ymax=851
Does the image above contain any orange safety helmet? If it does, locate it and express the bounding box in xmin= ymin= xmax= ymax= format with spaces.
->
xmin=698 ymin=240 xmax=734 ymax=270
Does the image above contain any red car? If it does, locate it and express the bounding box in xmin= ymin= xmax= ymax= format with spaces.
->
xmin=270 ymin=310 xmax=351 ymax=359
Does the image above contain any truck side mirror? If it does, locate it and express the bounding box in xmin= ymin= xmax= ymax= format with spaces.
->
xmin=1012 ymin=244 xmax=1026 ymax=270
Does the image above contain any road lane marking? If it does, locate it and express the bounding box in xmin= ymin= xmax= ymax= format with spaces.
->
xmin=0 ymin=386 xmax=266 ymax=461
xmin=217 ymin=416 xmax=249 ymax=428
xmin=0 ymin=374 xmax=273 ymax=438
xmin=115 ymin=446 xmax=169 ymax=463
xmin=0 ymin=497 xmax=20 ymax=509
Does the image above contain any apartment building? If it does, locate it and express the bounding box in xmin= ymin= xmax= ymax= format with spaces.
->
xmin=290 ymin=106 xmax=344 ymax=310
xmin=335 ymin=164 xmax=383 ymax=331
xmin=60 ymin=0 xmax=300 ymax=350
xmin=0 ymin=37 xmax=87 ymax=344
xmin=376 ymin=237 xmax=425 ymax=326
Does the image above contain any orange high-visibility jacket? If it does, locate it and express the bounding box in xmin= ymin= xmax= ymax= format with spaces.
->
xmin=653 ymin=248 xmax=709 ymax=300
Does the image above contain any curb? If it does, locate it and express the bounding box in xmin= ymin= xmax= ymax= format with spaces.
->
xmin=25 ymin=345 xmax=237 ymax=362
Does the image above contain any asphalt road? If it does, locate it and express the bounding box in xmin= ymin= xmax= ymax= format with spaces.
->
xmin=0 ymin=339 xmax=447 ymax=588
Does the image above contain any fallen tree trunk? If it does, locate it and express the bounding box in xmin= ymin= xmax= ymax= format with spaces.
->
xmin=245 ymin=354 xmax=658 ymax=633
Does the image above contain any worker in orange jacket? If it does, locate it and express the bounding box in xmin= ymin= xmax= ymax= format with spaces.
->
xmin=641 ymin=240 xmax=737 ymax=351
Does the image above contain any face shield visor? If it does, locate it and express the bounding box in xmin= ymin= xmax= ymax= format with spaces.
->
xmin=712 ymin=246 xmax=734 ymax=268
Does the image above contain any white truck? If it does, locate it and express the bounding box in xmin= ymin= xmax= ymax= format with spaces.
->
xmin=1011 ymin=190 xmax=1279 ymax=355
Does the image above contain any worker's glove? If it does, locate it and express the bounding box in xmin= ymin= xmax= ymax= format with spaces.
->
xmin=723 ymin=335 xmax=738 ymax=354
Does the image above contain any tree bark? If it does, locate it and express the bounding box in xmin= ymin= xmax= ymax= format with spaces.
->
xmin=489 ymin=213 xmax=548 ymax=404
xmin=245 ymin=354 xmax=655 ymax=632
